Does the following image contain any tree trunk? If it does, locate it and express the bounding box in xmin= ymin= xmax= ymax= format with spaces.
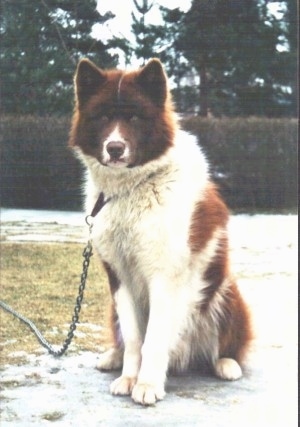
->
xmin=199 ymin=66 xmax=208 ymax=117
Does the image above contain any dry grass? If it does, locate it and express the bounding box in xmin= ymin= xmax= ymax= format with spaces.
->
xmin=0 ymin=243 xmax=111 ymax=365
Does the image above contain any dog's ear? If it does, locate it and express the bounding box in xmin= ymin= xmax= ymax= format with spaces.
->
xmin=136 ymin=58 xmax=167 ymax=107
xmin=75 ymin=59 xmax=106 ymax=106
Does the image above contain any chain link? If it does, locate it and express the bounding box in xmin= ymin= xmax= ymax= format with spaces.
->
xmin=0 ymin=218 xmax=94 ymax=357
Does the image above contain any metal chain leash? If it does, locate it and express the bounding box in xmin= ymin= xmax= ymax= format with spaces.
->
xmin=0 ymin=217 xmax=94 ymax=357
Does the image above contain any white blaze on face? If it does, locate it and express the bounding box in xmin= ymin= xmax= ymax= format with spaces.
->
xmin=102 ymin=125 xmax=130 ymax=167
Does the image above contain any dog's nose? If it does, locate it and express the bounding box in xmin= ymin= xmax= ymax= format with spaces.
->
xmin=106 ymin=141 xmax=125 ymax=159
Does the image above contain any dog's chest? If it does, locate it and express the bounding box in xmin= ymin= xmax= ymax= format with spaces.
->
xmin=88 ymin=165 xmax=202 ymax=285
xmin=91 ymin=187 xmax=164 ymax=272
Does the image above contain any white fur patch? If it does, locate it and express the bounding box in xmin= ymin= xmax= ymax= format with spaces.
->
xmin=114 ymin=286 xmax=143 ymax=378
xmin=117 ymin=74 xmax=125 ymax=100
xmin=131 ymin=382 xmax=165 ymax=406
xmin=102 ymin=125 xmax=130 ymax=166
xmin=110 ymin=376 xmax=137 ymax=396
xmin=81 ymin=130 xmax=209 ymax=211
xmin=214 ymin=358 xmax=243 ymax=380
xmin=96 ymin=348 xmax=123 ymax=371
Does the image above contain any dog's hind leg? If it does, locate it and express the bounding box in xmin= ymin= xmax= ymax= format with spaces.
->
xmin=214 ymin=357 xmax=242 ymax=380
xmin=97 ymin=347 xmax=124 ymax=371
xmin=97 ymin=300 xmax=124 ymax=371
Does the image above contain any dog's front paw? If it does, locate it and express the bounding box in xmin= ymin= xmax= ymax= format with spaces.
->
xmin=131 ymin=382 xmax=165 ymax=406
xmin=110 ymin=376 xmax=137 ymax=396
xmin=96 ymin=348 xmax=123 ymax=371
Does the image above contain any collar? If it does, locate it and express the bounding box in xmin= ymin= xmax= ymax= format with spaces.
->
xmin=90 ymin=192 xmax=111 ymax=218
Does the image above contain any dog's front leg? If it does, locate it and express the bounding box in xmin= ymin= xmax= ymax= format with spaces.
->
xmin=131 ymin=279 xmax=174 ymax=406
xmin=110 ymin=286 xmax=142 ymax=396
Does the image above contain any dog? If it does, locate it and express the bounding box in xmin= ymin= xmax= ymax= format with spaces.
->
xmin=69 ymin=58 xmax=252 ymax=406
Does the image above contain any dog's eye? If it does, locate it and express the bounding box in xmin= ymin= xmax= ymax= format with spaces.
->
xmin=99 ymin=115 xmax=109 ymax=123
xmin=88 ymin=113 xmax=109 ymax=122
xmin=129 ymin=115 xmax=139 ymax=122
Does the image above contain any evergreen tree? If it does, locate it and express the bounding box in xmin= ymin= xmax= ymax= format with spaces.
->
xmin=0 ymin=0 xmax=117 ymax=114
xmin=157 ymin=7 xmax=197 ymax=113
xmin=273 ymin=0 xmax=298 ymax=116
xmin=160 ymin=0 xmax=297 ymax=116
xmin=131 ymin=0 xmax=156 ymax=64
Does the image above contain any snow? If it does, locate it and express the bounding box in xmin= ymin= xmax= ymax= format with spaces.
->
xmin=0 ymin=208 xmax=84 ymax=226
xmin=0 ymin=208 xmax=87 ymax=244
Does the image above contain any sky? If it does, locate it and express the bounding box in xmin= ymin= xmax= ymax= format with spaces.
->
xmin=94 ymin=0 xmax=283 ymax=40
xmin=93 ymin=0 xmax=192 ymax=65
xmin=92 ymin=0 xmax=285 ymax=66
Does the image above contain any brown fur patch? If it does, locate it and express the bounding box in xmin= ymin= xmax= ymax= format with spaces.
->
xmin=188 ymin=184 xmax=229 ymax=253
xmin=190 ymin=184 xmax=252 ymax=364
xmin=102 ymin=262 xmax=123 ymax=348
xmin=103 ymin=261 xmax=120 ymax=294
xmin=218 ymin=282 xmax=253 ymax=364
xmin=201 ymin=235 xmax=229 ymax=311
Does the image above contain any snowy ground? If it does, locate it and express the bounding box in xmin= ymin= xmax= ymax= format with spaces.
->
xmin=0 ymin=209 xmax=298 ymax=426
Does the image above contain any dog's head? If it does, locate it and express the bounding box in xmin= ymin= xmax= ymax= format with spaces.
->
xmin=69 ymin=59 xmax=175 ymax=168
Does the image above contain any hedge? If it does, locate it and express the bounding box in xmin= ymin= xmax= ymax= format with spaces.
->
xmin=182 ymin=116 xmax=297 ymax=210
xmin=0 ymin=115 xmax=297 ymax=211
xmin=0 ymin=115 xmax=83 ymax=211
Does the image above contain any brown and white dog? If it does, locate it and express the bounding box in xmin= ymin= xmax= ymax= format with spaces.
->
xmin=69 ymin=58 xmax=252 ymax=406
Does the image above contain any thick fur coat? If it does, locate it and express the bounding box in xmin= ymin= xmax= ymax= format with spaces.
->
xmin=69 ymin=58 xmax=252 ymax=406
